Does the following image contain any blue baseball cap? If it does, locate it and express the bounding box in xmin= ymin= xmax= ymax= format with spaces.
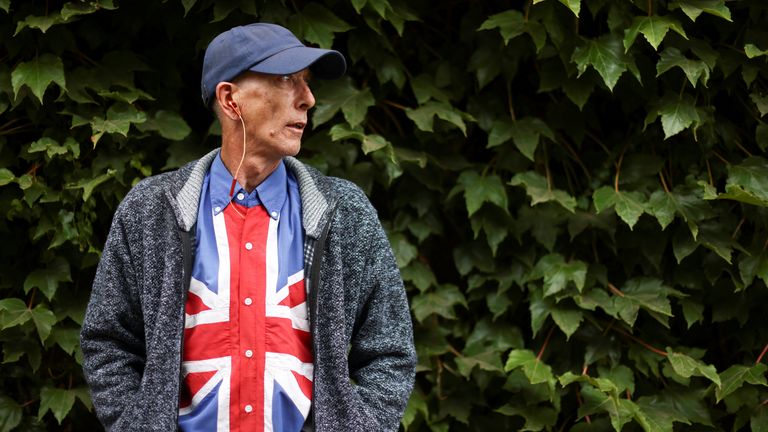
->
xmin=201 ymin=23 xmax=346 ymax=106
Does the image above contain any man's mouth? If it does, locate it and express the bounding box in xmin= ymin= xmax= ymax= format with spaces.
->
xmin=287 ymin=122 xmax=306 ymax=131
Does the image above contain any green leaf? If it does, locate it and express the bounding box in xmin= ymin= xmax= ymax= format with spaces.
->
xmin=656 ymin=47 xmax=710 ymax=87
xmin=530 ymin=253 xmax=588 ymax=296
xmin=558 ymin=0 xmax=580 ymax=16
xmin=0 ymin=0 xmax=8 ymax=12
xmin=31 ymin=304 xmax=56 ymax=343
xmin=624 ymin=16 xmax=688 ymax=51
xmin=0 ymin=396 xmax=22 ymax=432
xmin=11 ymin=54 xmax=66 ymax=103
xmin=38 ymin=387 xmax=75 ymax=424
xmin=0 ymin=298 xmax=32 ymax=330
xmin=670 ymin=0 xmax=732 ymax=22
xmin=401 ymin=261 xmax=437 ymax=293
xmin=406 ymin=101 xmax=469 ymax=135
xmin=579 ymin=385 xmax=638 ymax=431
xmin=495 ymin=404 xmax=557 ymax=431
xmin=3 ymin=338 xmax=42 ymax=370
xmin=488 ymin=117 xmax=554 ymax=160
xmin=715 ymin=364 xmax=767 ymax=402
xmin=593 ymin=186 xmax=646 ymax=229
xmin=457 ymin=171 xmax=508 ymax=217
xmin=455 ymin=351 xmax=503 ymax=378
xmin=14 ymin=14 xmax=64 ymax=35
xmin=182 ymin=0 xmax=197 ymax=15
xmin=89 ymin=104 xmax=147 ymax=145
xmin=288 ymin=4 xmax=352 ymax=48
xmin=658 ymin=96 xmax=701 ymax=139
xmin=758 ymin=124 xmax=768 ymax=151
xmin=410 ymin=284 xmax=467 ymax=322
xmin=23 ymin=257 xmax=71 ymax=301
xmin=410 ymin=74 xmax=452 ymax=105
xmin=328 ymin=124 xmax=389 ymax=155
xmin=613 ymin=278 xmax=681 ymax=327
xmin=66 ymin=169 xmax=116 ymax=201
xmin=646 ymin=190 xmax=676 ymax=230
xmin=739 ymin=252 xmax=768 ymax=287
xmin=719 ymin=157 xmax=768 ymax=208
xmin=572 ymin=34 xmax=641 ymax=91
xmin=28 ymin=137 xmax=69 ymax=158
xmin=47 ymin=327 xmax=81 ymax=356
xmin=550 ymin=306 xmax=583 ymax=339
xmin=312 ymin=77 xmax=375 ymax=127
xmin=0 ymin=168 xmax=15 ymax=186
xmin=136 ymin=110 xmax=191 ymax=140
xmin=750 ymin=93 xmax=768 ymax=117
xmin=510 ymin=171 xmax=577 ymax=212
xmin=478 ymin=10 xmax=526 ymax=44
xmin=753 ymin=408 xmax=768 ymax=432
xmin=666 ymin=348 xmax=721 ymax=387
xmin=745 ymin=44 xmax=768 ymax=59
xmin=505 ymin=349 xmax=556 ymax=397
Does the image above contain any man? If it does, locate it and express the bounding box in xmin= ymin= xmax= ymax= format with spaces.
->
xmin=80 ymin=23 xmax=416 ymax=432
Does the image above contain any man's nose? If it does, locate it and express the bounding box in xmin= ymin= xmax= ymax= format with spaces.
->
xmin=297 ymin=81 xmax=315 ymax=111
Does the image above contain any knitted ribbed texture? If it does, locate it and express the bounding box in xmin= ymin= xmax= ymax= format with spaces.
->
xmin=80 ymin=151 xmax=416 ymax=431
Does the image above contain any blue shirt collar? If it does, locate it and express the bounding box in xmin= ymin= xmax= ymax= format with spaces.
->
xmin=209 ymin=153 xmax=287 ymax=220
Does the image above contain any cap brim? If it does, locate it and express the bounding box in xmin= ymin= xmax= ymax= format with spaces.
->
xmin=248 ymin=46 xmax=346 ymax=79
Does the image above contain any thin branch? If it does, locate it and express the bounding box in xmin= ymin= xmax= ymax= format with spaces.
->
xmin=586 ymin=131 xmax=611 ymax=156
xmin=607 ymin=283 xmax=625 ymax=297
xmin=711 ymin=150 xmax=730 ymax=166
xmin=537 ymin=326 xmax=556 ymax=361
xmin=614 ymin=327 xmax=668 ymax=357
xmin=614 ymin=146 xmax=627 ymax=193
xmin=379 ymin=104 xmax=405 ymax=136
xmin=659 ymin=172 xmax=670 ymax=194
xmin=731 ymin=217 xmax=746 ymax=240
xmin=506 ymin=81 xmax=517 ymax=122
xmin=706 ymin=158 xmax=714 ymax=186
xmin=447 ymin=344 xmax=463 ymax=358
xmin=381 ymin=100 xmax=409 ymax=111
xmin=757 ymin=343 xmax=768 ymax=365
xmin=557 ymin=137 xmax=592 ymax=181
xmin=734 ymin=139 xmax=753 ymax=157
xmin=543 ymin=143 xmax=552 ymax=192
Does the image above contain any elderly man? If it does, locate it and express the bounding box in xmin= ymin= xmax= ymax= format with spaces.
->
xmin=80 ymin=23 xmax=416 ymax=432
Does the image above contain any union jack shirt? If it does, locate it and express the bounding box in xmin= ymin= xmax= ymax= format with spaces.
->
xmin=179 ymin=155 xmax=312 ymax=431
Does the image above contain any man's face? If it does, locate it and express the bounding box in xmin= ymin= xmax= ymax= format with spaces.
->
xmin=231 ymin=69 xmax=315 ymax=160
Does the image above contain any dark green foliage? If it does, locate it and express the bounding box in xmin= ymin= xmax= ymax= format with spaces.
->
xmin=1 ymin=0 xmax=768 ymax=430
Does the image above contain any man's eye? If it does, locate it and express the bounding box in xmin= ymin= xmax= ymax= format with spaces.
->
xmin=280 ymin=75 xmax=292 ymax=82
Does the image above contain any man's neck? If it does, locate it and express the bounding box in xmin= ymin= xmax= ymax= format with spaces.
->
xmin=220 ymin=140 xmax=281 ymax=193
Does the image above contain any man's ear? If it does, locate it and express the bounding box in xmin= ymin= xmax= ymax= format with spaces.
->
xmin=214 ymin=81 xmax=240 ymax=120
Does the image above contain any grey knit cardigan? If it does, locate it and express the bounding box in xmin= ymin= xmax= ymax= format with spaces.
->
xmin=80 ymin=149 xmax=416 ymax=431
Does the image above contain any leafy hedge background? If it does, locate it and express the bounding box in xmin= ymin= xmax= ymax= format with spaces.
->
xmin=1 ymin=0 xmax=768 ymax=430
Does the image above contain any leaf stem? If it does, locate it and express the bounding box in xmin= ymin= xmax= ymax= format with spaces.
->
xmin=731 ymin=217 xmax=746 ymax=240
xmin=647 ymin=0 xmax=652 ymax=16
xmin=614 ymin=147 xmax=627 ymax=193
xmin=757 ymin=343 xmax=768 ymax=365
xmin=381 ymin=100 xmax=409 ymax=111
xmin=379 ymin=104 xmax=405 ymax=136
xmin=537 ymin=326 xmax=555 ymax=361
xmin=614 ymin=327 xmax=668 ymax=357
xmin=557 ymin=137 xmax=592 ymax=181
xmin=658 ymin=172 xmax=670 ymax=193
xmin=711 ymin=150 xmax=730 ymax=165
xmin=706 ymin=158 xmax=714 ymax=185
xmin=506 ymin=81 xmax=517 ymax=122
xmin=544 ymin=143 xmax=552 ymax=192
xmin=27 ymin=288 xmax=36 ymax=309
xmin=607 ymin=283 xmax=625 ymax=297
xmin=734 ymin=139 xmax=753 ymax=157
xmin=447 ymin=344 xmax=463 ymax=358
xmin=586 ymin=131 xmax=611 ymax=156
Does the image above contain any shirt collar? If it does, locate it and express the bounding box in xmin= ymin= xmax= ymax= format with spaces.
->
xmin=208 ymin=153 xmax=287 ymax=220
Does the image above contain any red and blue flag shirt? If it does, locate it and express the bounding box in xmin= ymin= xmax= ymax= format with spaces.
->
xmin=178 ymin=155 xmax=312 ymax=431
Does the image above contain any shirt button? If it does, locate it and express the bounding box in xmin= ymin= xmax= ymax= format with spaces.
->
xmin=270 ymin=211 xmax=278 ymax=218
xmin=236 ymin=193 xmax=245 ymax=200
xmin=245 ymin=242 xmax=253 ymax=250
xmin=214 ymin=206 xmax=221 ymax=213
xmin=244 ymin=404 xmax=253 ymax=413
xmin=245 ymin=349 xmax=253 ymax=358
xmin=243 ymin=297 xmax=253 ymax=306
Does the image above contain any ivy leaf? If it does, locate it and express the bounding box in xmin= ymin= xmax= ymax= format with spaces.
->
xmin=613 ymin=278 xmax=681 ymax=327
xmin=0 ymin=168 xmax=16 ymax=186
xmin=37 ymin=387 xmax=75 ymax=425
xmin=410 ymin=74 xmax=452 ymax=104
xmin=656 ymin=47 xmax=710 ymax=87
xmin=136 ymin=110 xmax=191 ymax=141
xmin=758 ymin=124 xmax=768 ymax=151
xmin=0 ymin=396 xmax=22 ymax=432
xmin=593 ymin=186 xmax=646 ymax=229
xmin=11 ymin=54 xmax=66 ymax=103
xmin=753 ymin=408 xmax=768 ymax=431
xmin=66 ymin=168 xmax=116 ymax=201
xmin=3 ymin=338 xmax=42 ymax=370
xmin=455 ymin=351 xmax=504 ymax=378
xmin=287 ymin=4 xmax=352 ymax=48
xmin=89 ymin=104 xmax=147 ymax=145
xmin=329 ymin=124 xmax=389 ymax=155
xmin=715 ymin=364 xmax=768 ymax=402
xmin=478 ymin=10 xmax=526 ymax=44
xmin=718 ymin=157 xmax=768 ymax=208
xmin=388 ymin=232 xmax=418 ymax=267
xmin=23 ymin=257 xmax=71 ymax=301
xmin=666 ymin=348 xmax=721 ymax=387
xmin=406 ymin=101 xmax=469 ymax=135
xmin=745 ymin=44 xmax=768 ymax=59
xmin=46 ymin=327 xmax=81 ymax=356
xmin=530 ymin=253 xmax=588 ymax=296
xmin=457 ymin=171 xmax=508 ymax=217
xmin=0 ymin=298 xmax=32 ymax=330
xmin=31 ymin=304 xmax=57 ymax=343
xmin=312 ymin=77 xmax=375 ymax=127
xmin=505 ymin=349 xmax=556 ymax=396
xmin=572 ymin=34 xmax=641 ymax=91
xmin=579 ymin=385 xmax=638 ymax=431
xmin=670 ymin=0 xmax=732 ymax=22
xmin=14 ymin=14 xmax=65 ymax=35
xmin=28 ymin=137 xmax=69 ymax=159
xmin=0 ymin=0 xmax=8 ymax=12
xmin=510 ymin=171 xmax=577 ymax=212
xmin=410 ymin=284 xmax=467 ymax=322
xmin=624 ymin=16 xmax=688 ymax=52
xmin=558 ymin=0 xmax=581 ymax=17
xmin=750 ymin=93 xmax=768 ymax=117
xmin=182 ymin=0 xmax=197 ymax=15
xmin=657 ymin=95 xmax=701 ymax=139
xmin=495 ymin=404 xmax=557 ymax=431
xmin=739 ymin=252 xmax=768 ymax=287
xmin=646 ymin=190 xmax=676 ymax=230
xmin=491 ymin=117 xmax=554 ymax=161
